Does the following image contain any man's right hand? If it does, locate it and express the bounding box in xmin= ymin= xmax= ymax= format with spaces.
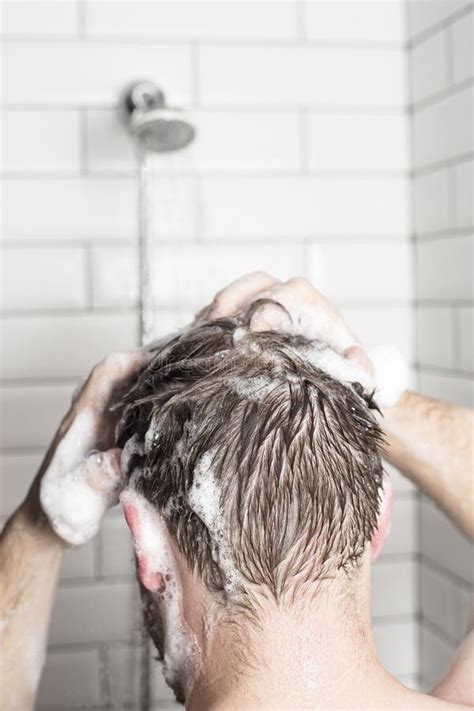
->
xmin=198 ymin=272 xmax=358 ymax=351
xmin=197 ymin=271 xmax=376 ymax=386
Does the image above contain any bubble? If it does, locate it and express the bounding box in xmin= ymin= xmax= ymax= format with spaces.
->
xmin=187 ymin=450 xmax=241 ymax=594
xmin=226 ymin=375 xmax=274 ymax=401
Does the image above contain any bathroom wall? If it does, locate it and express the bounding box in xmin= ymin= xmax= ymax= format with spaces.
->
xmin=406 ymin=0 xmax=474 ymax=691
xmin=2 ymin=2 xmax=416 ymax=708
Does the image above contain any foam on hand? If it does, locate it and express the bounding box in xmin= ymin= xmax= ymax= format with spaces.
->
xmin=366 ymin=345 xmax=409 ymax=408
xmin=40 ymin=409 xmax=123 ymax=546
xmin=249 ymin=298 xmax=356 ymax=354
xmin=302 ymin=341 xmax=408 ymax=409
xmin=299 ymin=343 xmax=374 ymax=393
xmin=245 ymin=297 xmax=407 ymax=408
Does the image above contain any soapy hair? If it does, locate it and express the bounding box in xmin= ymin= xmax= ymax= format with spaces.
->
xmin=117 ymin=301 xmax=384 ymax=604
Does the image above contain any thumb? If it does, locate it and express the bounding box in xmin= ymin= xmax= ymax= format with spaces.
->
xmin=84 ymin=448 xmax=124 ymax=501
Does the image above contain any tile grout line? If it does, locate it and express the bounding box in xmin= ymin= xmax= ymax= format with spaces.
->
xmin=408 ymin=3 xmax=473 ymax=49
xmin=295 ymin=0 xmax=307 ymax=41
xmin=76 ymin=0 xmax=86 ymax=39
xmin=410 ymin=75 xmax=474 ymax=114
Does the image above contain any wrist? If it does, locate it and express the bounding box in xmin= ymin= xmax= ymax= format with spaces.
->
xmin=15 ymin=495 xmax=66 ymax=551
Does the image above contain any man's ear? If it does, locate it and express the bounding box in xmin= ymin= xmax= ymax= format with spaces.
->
xmin=121 ymin=488 xmax=170 ymax=593
xmin=371 ymin=474 xmax=393 ymax=562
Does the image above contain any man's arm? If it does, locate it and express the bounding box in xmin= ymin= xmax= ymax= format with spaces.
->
xmin=382 ymin=390 xmax=474 ymax=541
xmin=0 ymin=494 xmax=64 ymax=710
xmin=383 ymin=391 xmax=473 ymax=707
xmin=0 ymin=352 xmax=145 ymax=710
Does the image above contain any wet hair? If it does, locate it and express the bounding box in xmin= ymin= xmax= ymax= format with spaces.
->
xmin=117 ymin=302 xmax=384 ymax=606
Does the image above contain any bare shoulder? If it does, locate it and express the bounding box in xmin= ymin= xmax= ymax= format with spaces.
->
xmin=391 ymin=628 xmax=474 ymax=711
xmin=431 ymin=628 xmax=474 ymax=708
xmin=393 ymin=689 xmax=473 ymax=711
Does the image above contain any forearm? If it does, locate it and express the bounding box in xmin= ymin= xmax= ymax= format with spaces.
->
xmin=0 ymin=498 xmax=65 ymax=710
xmin=0 ymin=352 xmax=142 ymax=710
xmin=380 ymin=390 xmax=474 ymax=540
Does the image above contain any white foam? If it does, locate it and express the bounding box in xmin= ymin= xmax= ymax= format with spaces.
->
xmin=292 ymin=303 xmax=356 ymax=353
xmin=250 ymin=297 xmax=407 ymax=407
xmin=40 ymin=409 xmax=123 ymax=546
xmin=187 ymin=452 xmax=219 ymax=530
xmin=367 ymin=345 xmax=409 ymax=408
xmin=121 ymin=433 xmax=145 ymax=473
xmin=121 ymin=488 xmax=201 ymax=696
xmin=144 ymin=417 xmax=161 ymax=452
xmin=299 ymin=340 xmax=408 ymax=408
xmin=299 ymin=343 xmax=374 ymax=392
xmin=187 ymin=452 xmax=241 ymax=594
xmin=232 ymin=327 xmax=247 ymax=345
xmin=226 ymin=375 xmax=274 ymax=401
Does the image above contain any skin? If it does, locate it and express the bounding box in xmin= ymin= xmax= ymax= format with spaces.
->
xmin=1 ymin=273 xmax=472 ymax=709
xmin=0 ymin=352 xmax=145 ymax=710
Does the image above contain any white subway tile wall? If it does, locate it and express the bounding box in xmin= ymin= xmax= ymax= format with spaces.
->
xmin=413 ymin=169 xmax=450 ymax=234
xmin=3 ymin=110 xmax=81 ymax=173
xmin=410 ymin=31 xmax=448 ymax=103
xmin=407 ymin=1 xmax=466 ymax=39
xmin=3 ymin=0 xmax=468 ymax=706
xmin=1 ymin=247 xmax=87 ymax=310
xmin=416 ymin=235 xmax=474 ymax=301
xmin=201 ymin=176 xmax=410 ymax=238
xmin=407 ymin=0 xmax=474 ymax=690
xmin=412 ymin=85 xmax=474 ymax=168
xmin=307 ymin=113 xmax=409 ymax=172
xmin=304 ymin=1 xmax=405 ymax=43
xmin=84 ymin=1 xmax=299 ymax=40
xmin=453 ymin=159 xmax=474 ymax=228
xmin=451 ymin=10 xmax=474 ymax=84
xmin=37 ymin=649 xmax=103 ymax=710
xmin=3 ymin=0 xmax=79 ymax=37
xmin=3 ymin=42 xmax=193 ymax=105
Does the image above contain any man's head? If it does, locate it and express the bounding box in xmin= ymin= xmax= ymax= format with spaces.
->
xmin=117 ymin=302 xmax=389 ymax=697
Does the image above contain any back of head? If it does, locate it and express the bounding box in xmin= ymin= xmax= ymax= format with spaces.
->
xmin=117 ymin=302 xmax=384 ymax=609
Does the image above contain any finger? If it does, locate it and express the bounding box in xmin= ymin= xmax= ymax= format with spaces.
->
xmin=200 ymin=272 xmax=280 ymax=322
xmin=248 ymin=277 xmax=357 ymax=353
xmin=249 ymin=300 xmax=293 ymax=333
xmin=80 ymin=351 xmax=147 ymax=412
xmin=344 ymin=345 xmax=375 ymax=378
xmin=84 ymin=448 xmax=124 ymax=501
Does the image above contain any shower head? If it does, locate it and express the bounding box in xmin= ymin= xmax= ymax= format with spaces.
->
xmin=121 ymin=80 xmax=195 ymax=153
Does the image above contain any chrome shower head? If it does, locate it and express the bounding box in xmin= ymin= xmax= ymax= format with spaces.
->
xmin=121 ymin=80 xmax=195 ymax=153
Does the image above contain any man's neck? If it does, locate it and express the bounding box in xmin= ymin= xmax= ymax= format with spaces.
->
xmin=187 ymin=572 xmax=398 ymax=710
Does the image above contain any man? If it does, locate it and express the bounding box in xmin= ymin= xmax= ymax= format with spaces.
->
xmin=1 ymin=274 xmax=472 ymax=710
